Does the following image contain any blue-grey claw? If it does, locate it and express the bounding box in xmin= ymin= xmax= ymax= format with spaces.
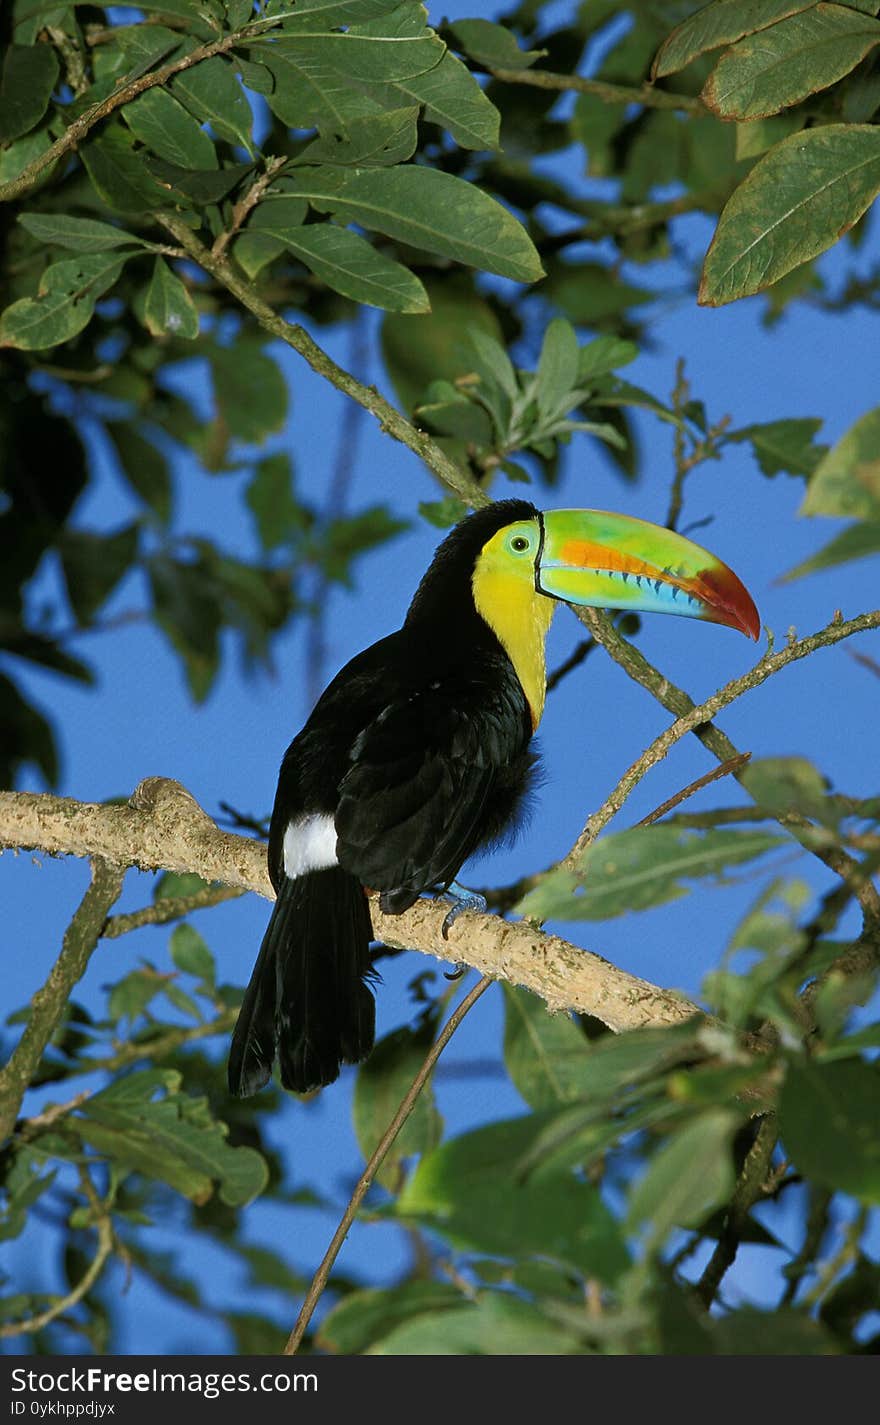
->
xmin=439 ymin=880 xmax=488 ymax=941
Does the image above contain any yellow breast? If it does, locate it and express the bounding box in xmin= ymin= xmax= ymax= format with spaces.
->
xmin=472 ymin=562 xmax=555 ymax=730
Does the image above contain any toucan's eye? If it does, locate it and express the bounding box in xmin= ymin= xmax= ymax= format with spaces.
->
xmin=511 ymin=535 xmax=530 ymax=553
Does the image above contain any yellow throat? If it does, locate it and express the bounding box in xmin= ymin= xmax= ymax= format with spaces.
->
xmin=472 ymin=528 xmax=555 ymax=730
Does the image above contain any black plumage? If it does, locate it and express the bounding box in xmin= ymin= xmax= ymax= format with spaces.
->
xmin=229 ymin=500 xmax=541 ymax=1097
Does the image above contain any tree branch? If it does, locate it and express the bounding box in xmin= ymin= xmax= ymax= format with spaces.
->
xmin=283 ymin=975 xmax=492 ymax=1355
xmin=0 ymin=859 xmax=124 ymax=1143
xmin=488 ymin=66 xmax=706 ymax=115
xmin=156 ymin=214 xmax=488 ymax=508
xmin=0 ymin=778 xmax=700 ymax=1036
xmin=570 ymin=608 xmax=880 ymax=923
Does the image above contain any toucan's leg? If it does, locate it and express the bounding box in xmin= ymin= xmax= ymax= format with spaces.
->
xmin=435 ymin=879 xmax=488 ymax=940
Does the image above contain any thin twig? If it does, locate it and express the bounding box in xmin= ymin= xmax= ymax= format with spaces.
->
xmin=157 ymin=214 xmax=487 ymax=509
xmin=637 ymin=754 xmax=752 ymax=827
xmin=780 ymin=1186 xmax=833 ymax=1307
xmin=696 ymin=1113 xmax=778 ymax=1308
xmin=0 ymin=1167 xmax=115 ymax=1339
xmin=283 ymin=975 xmax=493 ymax=1355
xmin=102 ymin=884 xmax=243 ymax=939
xmin=211 ymin=155 xmax=288 ymax=261
xmin=0 ymin=859 xmax=124 ymax=1142
xmin=488 ymin=66 xmax=706 ymax=115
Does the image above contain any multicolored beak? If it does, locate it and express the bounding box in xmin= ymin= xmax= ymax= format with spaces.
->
xmin=536 ymin=509 xmax=760 ymax=640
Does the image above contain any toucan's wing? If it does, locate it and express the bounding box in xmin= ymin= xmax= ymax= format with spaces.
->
xmin=334 ymin=674 xmax=526 ymax=905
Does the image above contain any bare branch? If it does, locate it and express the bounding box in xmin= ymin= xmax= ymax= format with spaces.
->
xmin=283 ymin=975 xmax=492 ymax=1355
xmin=488 ymin=66 xmax=706 ymax=115
xmin=0 ymin=778 xmax=700 ymax=1035
xmin=0 ymin=859 xmax=124 ymax=1142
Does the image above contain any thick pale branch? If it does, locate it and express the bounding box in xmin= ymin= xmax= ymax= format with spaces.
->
xmin=0 ymin=779 xmax=699 ymax=1035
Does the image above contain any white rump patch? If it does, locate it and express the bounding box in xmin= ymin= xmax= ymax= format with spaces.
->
xmin=282 ymin=814 xmax=338 ymax=878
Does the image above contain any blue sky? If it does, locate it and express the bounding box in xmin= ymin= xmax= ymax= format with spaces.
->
xmin=3 ymin=2 xmax=879 ymax=1353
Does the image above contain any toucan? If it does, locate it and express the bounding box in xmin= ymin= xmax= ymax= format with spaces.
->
xmin=229 ymin=499 xmax=759 ymax=1097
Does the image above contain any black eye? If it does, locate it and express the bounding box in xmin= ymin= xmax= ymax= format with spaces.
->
xmin=511 ymin=536 xmax=529 ymax=552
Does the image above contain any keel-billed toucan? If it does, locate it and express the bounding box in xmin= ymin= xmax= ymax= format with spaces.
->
xmin=229 ymin=500 xmax=759 ymax=1097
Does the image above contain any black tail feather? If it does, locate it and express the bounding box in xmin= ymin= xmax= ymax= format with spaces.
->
xmin=228 ymin=866 xmax=375 ymax=1098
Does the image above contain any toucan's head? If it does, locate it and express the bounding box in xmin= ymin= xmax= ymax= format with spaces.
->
xmin=472 ymin=502 xmax=760 ymax=640
xmin=407 ymin=499 xmax=759 ymax=728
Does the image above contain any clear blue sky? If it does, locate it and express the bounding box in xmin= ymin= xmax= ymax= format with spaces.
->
xmin=4 ymin=2 xmax=879 ymax=1352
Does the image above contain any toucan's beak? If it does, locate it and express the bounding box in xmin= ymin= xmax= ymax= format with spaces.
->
xmin=536 ymin=509 xmax=760 ymax=640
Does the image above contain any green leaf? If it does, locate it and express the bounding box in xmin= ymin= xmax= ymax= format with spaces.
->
xmin=146 ymin=158 xmax=255 ymax=204
xmin=249 ymin=215 xmax=429 ymax=312
xmin=59 ymin=524 xmax=139 ymax=624
xmin=264 ymin=9 xmax=444 ymax=82
xmin=517 ymin=826 xmax=784 ymax=922
xmin=246 ymin=453 xmax=305 ymax=550
xmin=318 ymin=506 xmax=409 ymax=583
xmin=730 ymin=416 xmax=826 ymax=477
xmin=700 ymin=125 xmax=880 ymax=306
xmin=148 ymin=554 xmax=221 ymax=700
xmin=534 ymin=318 xmax=580 ymax=417
xmin=627 ymin=1110 xmax=739 ymax=1241
xmin=712 ymin=1307 xmax=840 ymax=1355
xmin=352 ymin=1018 xmax=442 ymax=1188
xmin=800 ymin=404 xmax=880 ymax=518
xmin=0 ymin=1154 xmax=57 ymax=1243
xmin=370 ymin=1293 xmax=586 ymax=1355
xmin=652 ymin=1 xmax=814 ymax=80
xmin=172 ymin=56 xmax=253 ymax=150
xmin=296 ymin=106 xmax=418 ymax=167
xmin=415 ymin=383 xmax=494 ymax=444
xmin=71 ymin=1069 xmax=268 ymax=1206
xmin=577 ymin=335 xmax=639 ymax=382
xmin=80 ymin=123 xmax=172 ymax=213
xmin=381 ymin=276 xmax=503 ymax=412
xmin=780 ymin=1058 xmax=880 ymax=1204
xmin=318 ymin=1283 xmax=464 ymax=1354
xmin=265 ymin=0 xmax=402 ymax=20
xmin=781 ymin=519 xmax=880 ymax=581
xmin=702 ymin=6 xmax=880 ymax=120
xmin=502 ymin=985 xmax=593 ymax=1110
xmin=305 ymin=166 xmax=544 ymax=283
xmin=154 ymin=871 xmax=214 ymax=901
xmin=448 ymin=18 xmax=546 ymax=71
xmin=416 ymin=497 xmax=468 ymax=530
xmin=0 ymin=253 xmax=127 ymax=351
xmin=144 ymin=258 xmax=200 ymax=340
xmin=108 ymin=968 xmax=163 ymax=1024
xmin=740 ymin=756 xmax=835 ymax=825
xmin=258 ymin=48 xmax=386 ymax=132
xmin=386 ymin=49 xmax=500 ymax=151
xmin=210 ymin=341 xmax=288 ymax=445
xmin=123 ymin=87 xmax=218 ymax=169
xmin=0 ymin=42 xmax=59 ymax=144
xmin=18 ymin=212 xmax=151 ymax=254
xmin=398 ymin=1116 xmax=630 ymax=1282
xmin=107 ymin=425 xmax=172 ymax=523
xmin=169 ymin=924 xmax=216 ymax=987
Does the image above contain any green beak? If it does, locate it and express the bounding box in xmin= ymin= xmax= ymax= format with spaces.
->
xmin=536 ymin=509 xmax=760 ymax=639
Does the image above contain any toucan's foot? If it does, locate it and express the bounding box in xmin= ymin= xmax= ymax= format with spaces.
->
xmin=438 ymin=879 xmax=488 ymax=941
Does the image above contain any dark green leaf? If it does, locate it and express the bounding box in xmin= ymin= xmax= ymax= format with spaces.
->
xmin=305 ymin=166 xmax=544 ymax=283
xmin=123 ymin=87 xmax=218 ymax=169
xmin=173 ymin=56 xmax=253 ymax=150
xmin=577 ymin=335 xmax=639 ymax=382
xmin=108 ymin=968 xmax=163 ymax=1024
xmin=263 ymin=12 xmax=444 ymax=83
xmin=318 ymin=1282 xmax=464 ymax=1354
xmin=702 ymin=6 xmax=880 ymax=120
xmin=352 ymin=1018 xmax=442 ymax=1187
xmin=107 ymin=425 xmax=172 ymax=523
xmin=59 ymin=524 xmax=139 ymax=624
xmin=249 ymin=215 xmax=429 ymax=312
xmin=418 ymin=497 xmax=468 ymax=529
xmin=627 ymin=1110 xmax=739 ymax=1240
xmin=296 ymin=106 xmax=418 ymax=167
xmin=146 ymin=158 xmax=255 ymax=203
xmin=148 ymin=554 xmax=221 ymax=700
xmin=517 ymin=826 xmax=784 ymax=921
xmin=371 ymin=1292 xmax=587 ymax=1355
xmin=169 ymin=925 xmax=216 ymax=987
xmin=780 ymin=1057 xmax=880 ymax=1204
xmin=0 ymin=42 xmax=59 ymax=144
xmin=154 ymin=872 xmax=214 ymax=901
xmin=80 ymin=123 xmax=172 ymax=213
xmin=712 ymin=1307 xmax=839 ymax=1354
xmin=502 ymin=985 xmax=593 ymax=1110
xmin=700 ymin=126 xmax=880 ymax=306
xmin=448 ymin=18 xmax=546 ymax=71
xmin=72 ymin=1069 xmax=268 ymax=1206
xmin=730 ymin=416 xmax=826 ymax=477
xmin=246 ymin=453 xmax=305 ymax=550
xmin=782 ymin=519 xmax=880 ymax=581
xmin=144 ymin=258 xmax=200 ymax=340
xmin=0 ymin=253 xmax=127 ymax=351
xmin=801 ymin=404 xmax=880 ymax=518
xmin=18 ymin=212 xmax=152 ymax=254
xmin=398 ymin=1116 xmax=630 ymax=1282
xmin=652 ymin=1 xmax=814 ymax=79
xmin=381 ymin=277 xmax=503 ymax=412
xmin=210 ymin=341 xmax=288 ymax=445
xmin=387 ymin=50 xmax=500 ymax=151
xmin=319 ymin=506 xmax=409 ymax=583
